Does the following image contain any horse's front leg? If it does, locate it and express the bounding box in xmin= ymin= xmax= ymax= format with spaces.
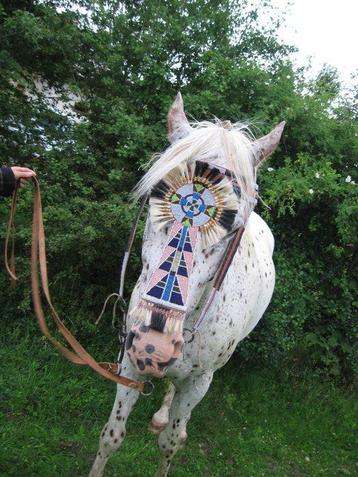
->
xmin=89 ymin=357 xmax=142 ymax=477
xmin=155 ymin=371 xmax=213 ymax=477
xmin=149 ymin=382 xmax=176 ymax=434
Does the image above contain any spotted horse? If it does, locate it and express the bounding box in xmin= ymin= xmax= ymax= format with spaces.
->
xmin=90 ymin=93 xmax=285 ymax=477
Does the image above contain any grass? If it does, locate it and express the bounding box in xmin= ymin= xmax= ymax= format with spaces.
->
xmin=0 ymin=327 xmax=356 ymax=477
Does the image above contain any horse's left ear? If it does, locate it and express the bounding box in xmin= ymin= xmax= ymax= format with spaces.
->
xmin=167 ymin=92 xmax=192 ymax=143
xmin=252 ymin=121 xmax=286 ymax=167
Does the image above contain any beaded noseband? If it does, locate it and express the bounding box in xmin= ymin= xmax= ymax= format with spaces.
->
xmin=124 ymin=160 xmax=257 ymax=376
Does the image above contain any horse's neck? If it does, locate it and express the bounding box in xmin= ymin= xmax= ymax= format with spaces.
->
xmin=220 ymin=211 xmax=275 ymax=338
xmin=244 ymin=211 xmax=275 ymax=257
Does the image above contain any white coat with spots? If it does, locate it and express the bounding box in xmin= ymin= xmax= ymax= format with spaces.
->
xmin=90 ymin=94 xmax=285 ymax=477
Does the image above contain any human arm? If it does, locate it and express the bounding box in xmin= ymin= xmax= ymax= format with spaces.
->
xmin=0 ymin=166 xmax=36 ymax=197
xmin=0 ymin=166 xmax=16 ymax=197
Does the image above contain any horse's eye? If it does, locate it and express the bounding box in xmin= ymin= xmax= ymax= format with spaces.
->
xmin=233 ymin=183 xmax=241 ymax=197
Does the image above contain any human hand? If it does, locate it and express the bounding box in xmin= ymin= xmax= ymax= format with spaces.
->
xmin=11 ymin=166 xmax=36 ymax=188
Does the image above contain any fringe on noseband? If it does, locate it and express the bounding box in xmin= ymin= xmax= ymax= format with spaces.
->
xmin=129 ymin=301 xmax=185 ymax=335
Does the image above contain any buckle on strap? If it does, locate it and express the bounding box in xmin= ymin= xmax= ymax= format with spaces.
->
xmin=183 ymin=327 xmax=197 ymax=344
xmin=141 ymin=380 xmax=155 ymax=396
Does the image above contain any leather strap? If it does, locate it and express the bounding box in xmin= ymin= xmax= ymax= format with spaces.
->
xmin=4 ymin=186 xmax=18 ymax=285
xmin=118 ymin=195 xmax=147 ymax=297
xmin=213 ymin=226 xmax=245 ymax=290
xmin=192 ymin=225 xmax=245 ymax=332
xmin=5 ymin=178 xmax=144 ymax=393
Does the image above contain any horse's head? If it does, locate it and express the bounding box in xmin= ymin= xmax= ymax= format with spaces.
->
xmin=126 ymin=94 xmax=285 ymax=377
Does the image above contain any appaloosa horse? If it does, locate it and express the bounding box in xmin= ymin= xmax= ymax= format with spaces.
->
xmin=90 ymin=93 xmax=285 ymax=477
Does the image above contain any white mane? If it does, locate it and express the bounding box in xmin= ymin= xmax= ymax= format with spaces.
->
xmin=133 ymin=120 xmax=257 ymax=208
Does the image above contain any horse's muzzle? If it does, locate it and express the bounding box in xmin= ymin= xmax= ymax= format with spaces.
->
xmin=125 ymin=322 xmax=184 ymax=377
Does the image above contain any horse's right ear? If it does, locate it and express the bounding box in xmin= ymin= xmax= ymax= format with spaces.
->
xmin=167 ymin=92 xmax=192 ymax=143
xmin=252 ymin=121 xmax=286 ymax=167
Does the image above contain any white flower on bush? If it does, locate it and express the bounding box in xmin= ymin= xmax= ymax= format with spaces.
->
xmin=309 ymin=189 xmax=314 ymax=194
xmin=345 ymin=175 xmax=351 ymax=183
xmin=267 ymin=167 xmax=274 ymax=172
xmin=315 ymin=172 xmax=320 ymax=178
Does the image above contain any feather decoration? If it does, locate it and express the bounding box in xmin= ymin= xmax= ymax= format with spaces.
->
xmin=149 ymin=160 xmax=239 ymax=248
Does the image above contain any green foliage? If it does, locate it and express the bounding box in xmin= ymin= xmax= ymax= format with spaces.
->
xmin=0 ymin=0 xmax=356 ymax=380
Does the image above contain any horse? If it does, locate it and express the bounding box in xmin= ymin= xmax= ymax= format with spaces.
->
xmin=89 ymin=93 xmax=285 ymax=477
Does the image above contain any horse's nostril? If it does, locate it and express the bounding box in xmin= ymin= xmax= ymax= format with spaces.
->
xmin=136 ymin=359 xmax=145 ymax=371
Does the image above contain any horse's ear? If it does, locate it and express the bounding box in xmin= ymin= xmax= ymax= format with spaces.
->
xmin=167 ymin=92 xmax=192 ymax=143
xmin=252 ymin=121 xmax=286 ymax=167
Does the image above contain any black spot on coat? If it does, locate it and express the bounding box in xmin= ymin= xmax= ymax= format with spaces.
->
xmin=125 ymin=331 xmax=135 ymax=350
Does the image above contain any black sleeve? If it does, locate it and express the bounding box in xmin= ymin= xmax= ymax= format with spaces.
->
xmin=0 ymin=166 xmax=16 ymax=197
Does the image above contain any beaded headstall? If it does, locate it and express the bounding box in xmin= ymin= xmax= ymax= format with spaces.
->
xmin=129 ymin=161 xmax=241 ymax=336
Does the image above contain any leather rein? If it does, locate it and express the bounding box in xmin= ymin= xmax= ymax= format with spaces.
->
xmin=4 ymin=177 xmax=251 ymax=392
xmin=5 ymin=178 xmax=144 ymax=393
